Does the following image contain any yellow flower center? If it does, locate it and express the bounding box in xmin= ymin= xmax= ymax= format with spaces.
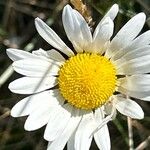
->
xmin=58 ymin=53 xmax=116 ymax=110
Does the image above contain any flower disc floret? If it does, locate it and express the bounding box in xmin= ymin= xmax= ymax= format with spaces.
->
xmin=58 ymin=53 xmax=117 ymax=110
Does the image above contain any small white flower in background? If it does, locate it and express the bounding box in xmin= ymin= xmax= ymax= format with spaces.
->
xmin=7 ymin=3 xmax=150 ymax=150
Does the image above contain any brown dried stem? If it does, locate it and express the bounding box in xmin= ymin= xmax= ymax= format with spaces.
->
xmin=70 ymin=0 xmax=93 ymax=25
xmin=135 ymin=136 xmax=150 ymax=150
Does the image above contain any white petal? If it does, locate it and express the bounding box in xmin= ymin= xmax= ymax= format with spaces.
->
xmin=93 ymin=17 xmax=114 ymax=54
xmin=106 ymin=13 xmax=146 ymax=57
xmin=94 ymin=108 xmax=111 ymax=150
xmin=11 ymin=96 xmax=39 ymax=117
xmin=114 ymin=46 xmax=150 ymax=66
xmin=11 ymin=90 xmax=61 ymax=117
xmin=114 ymin=96 xmax=144 ymax=119
xmin=7 ymin=48 xmax=36 ymax=61
xmin=32 ymin=48 xmax=65 ymax=62
xmin=140 ymin=96 xmax=150 ymax=101
xmin=9 ymin=76 xmax=57 ymax=94
xmin=46 ymin=49 xmax=66 ymax=61
xmin=118 ymin=75 xmax=150 ymax=92
xmin=62 ymin=5 xmax=92 ymax=53
xmin=104 ymin=103 xmax=113 ymax=115
xmin=94 ymin=108 xmax=104 ymax=122
xmin=67 ymin=132 xmax=76 ymax=150
xmin=13 ymin=58 xmax=60 ymax=77
xmin=32 ymin=48 xmax=48 ymax=57
xmin=104 ymin=103 xmax=117 ymax=120
xmin=35 ymin=18 xmax=74 ymax=57
xmin=24 ymin=102 xmax=53 ymax=131
xmin=94 ymin=125 xmax=110 ymax=150
xmin=47 ymin=109 xmax=82 ymax=150
xmin=118 ymin=75 xmax=150 ymax=98
xmin=44 ymin=104 xmax=72 ymax=141
xmin=112 ymin=30 xmax=150 ymax=61
xmin=24 ymin=90 xmax=64 ymax=131
xmin=118 ymin=86 xmax=150 ymax=99
xmin=130 ymin=30 xmax=150 ymax=47
xmin=74 ymin=112 xmax=94 ymax=150
xmin=117 ymin=55 xmax=150 ymax=75
xmin=101 ymin=4 xmax=119 ymax=22
xmin=72 ymin=10 xmax=92 ymax=52
xmin=31 ymin=49 xmax=53 ymax=61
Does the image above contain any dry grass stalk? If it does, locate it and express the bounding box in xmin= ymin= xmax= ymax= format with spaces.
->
xmin=135 ymin=136 xmax=150 ymax=150
xmin=70 ymin=0 xmax=93 ymax=25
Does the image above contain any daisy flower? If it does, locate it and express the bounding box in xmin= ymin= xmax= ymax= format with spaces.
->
xmin=7 ymin=4 xmax=150 ymax=150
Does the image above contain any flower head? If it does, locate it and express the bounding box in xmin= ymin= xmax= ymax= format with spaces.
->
xmin=7 ymin=4 xmax=150 ymax=150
